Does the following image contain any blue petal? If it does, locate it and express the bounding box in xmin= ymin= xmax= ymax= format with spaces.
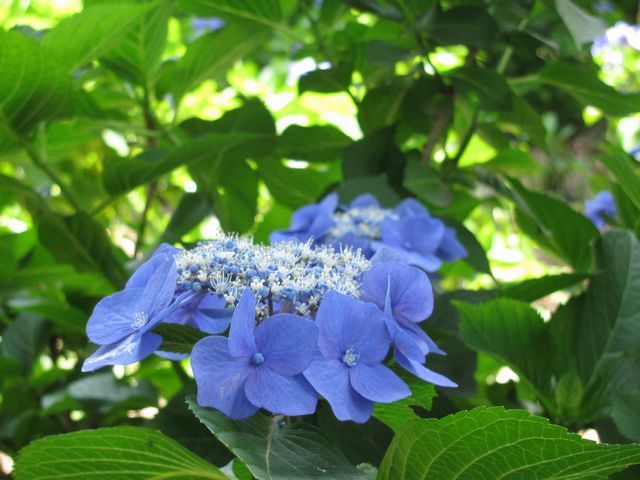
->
xmin=350 ymin=193 xmax=379 ymax=209
xmin=436 ymin=227 xmax=467 ymax=262
xmin=190 ymin=336 xmax=258 ymax=419
xmin=378 ymin=218 xmax=405 ymax=249
xmin=400 ymin=215 xmax=445 ymax=255
xmin=403 ymin=321 xmax=446 ymax=356
xmin=370 ymin=246 xmax=406 ymax=264
xmin=163 ymin=292 xmax=231 ymax=334
xmin=319 ymin=192 xmax=339 ymax=212
xmin=86 ymin=288 xmax=146 ymax=345
xmin=155 ymin=350 xmax=189 ymax=361
xmin=125 ymin=244 xmax=179 ymax=289
xmin=394 ymin=198 xmax=430 ymax=218
xmin=385 ymin=320 xmax=425 ymax=363
xmin=315 ymin=291 xmax=390 ymax=363
xmin=140 ymin=258 xmax=178 ymax=319
xmin=394 ymin=350 xmax=457 ymax=388
xmin=82 ymin=331 xmax=161 ymax=372
xmin=244 ymin=367 xmax=317 ymax=416
xmin=362 ymin=261 xmax=434 ymax=325
xmin=303 ymin=358 xmax=373 ymax=423
xmin=255 ymin=314 xmax=318 ymax=376
xmin=350 ymin=363 xmax=411 ymax=402
xmin=228 ymin=289 xmax=257 ymax=358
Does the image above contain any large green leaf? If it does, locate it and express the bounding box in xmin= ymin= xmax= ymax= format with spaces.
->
xmin=278 ymin=125 xmax=352 ymax=163
xmin=97 ymin=0 xmax=173 ymax=86
xmin=426 ymin=7 xmax=499 ymax=48
xmin=538 ymin=62 xmax=640 ymax=116
xmin=552 ymin=231 xmax=640 ymax=411
xmin=179 ymin=0 xmax=284 ymax=26
xmin=160 ymin=191 xmax=212 ymax=244
xmin=457 ymin=298 xmax=554 ymax=403
xmin=555 ymin=0 xmax=607 ymax=49
xmin=600 ymin=146 xmax=640 ymax=211
xmin=153 ymin=322 xmax=207 ymax=355
xmin=511 ymin=178 xmax=599 ymax=272
xmin=211 ymin=159 xmax=259 ymax=233
xmin=42 ymin=3 xmax=154 ymax=71
xmin=403 ymin=160 xmax=453 ymax=208
xmin=499 ymin=273 xmax=588 ymax=302
xmin=1 ymin=314 xmax=48 ymax=373
xmin=0 ymin=30 xmax=72 ymax=133
xmin=378 ymin=407 xmax=640 ymax=479
xmin=449 ymin=66 xmax=512 ymax=111
xmin=187 ymin=397 xmax=366 ymax=480
xmin=14 ymin=426 xmax=227 ymax=479
xmin=159 ymin=23 xmax=268 ymax=104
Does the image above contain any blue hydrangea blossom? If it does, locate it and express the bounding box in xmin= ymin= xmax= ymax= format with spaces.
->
xmin=269 ymin=193 xmax=337 ymax=244
xmin=584 ymin=190 xmax=617 ymax=229
xmin=270 ymin=193 xmax=467 ymax=272
xmin=303 ymin=291 xmax=410 ymax=423
xmin=190 ymin=290 xmax=318 ymax=419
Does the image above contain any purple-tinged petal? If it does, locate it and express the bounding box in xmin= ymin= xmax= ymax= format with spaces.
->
xmin=82 ymin=332 xmax=161 ymax=372
xmin=126 ymin=244 xmax=179 ymax=289
xmin=315 ymin=291 xmax=390 ymax=363
xmin=370 ymin=246 xmax=406 ymax=264
xmin=404 ymin=250 xmax=442 ymax=273
xmin=319 ymin=192 xmax=339 ymax=212
xmin=163 ymin=292 xmax=231 ymax=334
xmin=395 ymin=198 xmax=430 ymax=218
xmin=244 ymin=368 xmax=317 ymax=416
xmin=255 ymin=314 xmax=318 ymax=376
xmin=362 ymin=261 xmax=434 ymax=324
xmin=395 ymin=350 xmax=457 ymax=388
xmin=190 ymin=336 xmax=258 ymax=419
xmin=385 ymin=320 xmax=425 ymax=363
xmin=350 ymin=194 xmax=379 ymax=209
xmin=303 ymin=358 xmax=373 ymax=423
xmin=378 ymin=218 xmax=405 ymax=249
xmin=350 ymin=363 xmax=410 ymax=403
xmin=436 ymin=227 xmax=467 ymax=262
xmin=228 ymin=290 xmax=257 ymax=358
xmin=140 ymin=258 xmax=177 ymax=318
xmin=86 ymin=288 xmax=145 ymax=345
xmin=400 ymin=215 xmax=445 ymax=256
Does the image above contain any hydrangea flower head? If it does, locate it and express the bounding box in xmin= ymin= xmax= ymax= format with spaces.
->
xmin=82 ymin=254 xmax=178 ymax=372
xmin=584 ymin=190 xmax=617 ymax=229
xmin=190 ymin=290 xmax=319 ymax=419
xmin=303 ymin=291 xmax=410 ymax=423
xmin=269 ymin=193 xmax=338 ymax=244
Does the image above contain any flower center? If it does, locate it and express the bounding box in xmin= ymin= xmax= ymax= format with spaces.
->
xmin=341 ymin=348 xmax=359 ymax=367
xmin=251 ymin=352 xmax=265 ymax=365
xmin=131 ymin=311 xmax=148 ymax=330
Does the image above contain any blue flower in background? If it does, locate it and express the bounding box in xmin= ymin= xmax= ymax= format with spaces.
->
xmin=436 ymin=227 xmax=468 ymax=263
xmin=163 ymin=292 xmax=231 ymax=335
xmin=374 ymin=214 xmax=446 ymax=272
xmin=394 ymin=198 xmax=430 ymax=218
xmin=584 ymin=190 xmax=617 ymax=229
xmin=361 ymin=260 xmax=456 ymax=388
xmin=270 ymin=193 xmax=337 ymax=244
xmin=303 ymin=291 xmax=410 ymax=423
xmin=82 ymin=256 xmax=178 ymax=372
xmin=191 ymin=17 xmax=225 ymax=35
xmin=190 ymin=290 xmax=319 ymax=419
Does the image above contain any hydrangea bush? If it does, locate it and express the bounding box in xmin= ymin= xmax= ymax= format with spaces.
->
xmin=4 ymin=1 xmax=640 ymax=479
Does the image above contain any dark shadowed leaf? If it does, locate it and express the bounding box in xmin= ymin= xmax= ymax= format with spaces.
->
xmin=153 ymin=323 xmax=208 ymax=355
xmin=1 ymin=314 xmax=48 ymax=373
xmin=426 ymin=7 xmax=499 ymax=47
xmin=278 ymin=125 xmax=352 ymax=163
xmin=449 ymin=66 xmax=513 ymax=111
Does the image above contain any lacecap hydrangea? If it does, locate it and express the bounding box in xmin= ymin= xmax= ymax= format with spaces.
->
xmin=82 ymin=234 xmax=455 ymax=423
xmin=270 ymin=193 xmax=467 ymax=272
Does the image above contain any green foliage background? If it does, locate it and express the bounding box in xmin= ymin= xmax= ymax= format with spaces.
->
xmin=1 ymin=0 xmax=640 ymax=478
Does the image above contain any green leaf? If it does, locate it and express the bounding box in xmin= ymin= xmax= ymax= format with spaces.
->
xmin=552 ymin=232 xmax=640 ymax=409
xmin=600 ymin=146 xmax=640 ymax=211
xmin=299 ymin=65 xmax=352 ymax=94
xmin=510 ymin=178 xmax=599 ymax=272
xmin=0 ymin=30 xmax=72 ymax=133
xmin=555 ymin=0 xmax=607 ymax=49
xmin=612 ymin=390 xmax=640 ymax=442
xmin=336 ymin=175 xmax=401 ymax=207
xmin=449 ymin=66 xmax=513 ymax=111
xmin=160 ymin=23 xmax=268 ymax=104
xmin=1 ymin=314 xmax=48 ymax=373
xmin=14 ymin=426 xmax=227 ymax=480
xmin=97 ymin=0 xmax=173 ymax=86
xmin=179 ymin=0 xmax=284 ymax=26
xmin=187 ymin=397 xmax=366 ymax=480
xmin=449 ymin=220 xmax=492 ymax=275
xmin=211 ymin=159 xmax=259 ymax=233
xmin=153 ymin=323 xmax=208 ymax=354
xmin=378 ymin=406 xmax=640 ymax=479
xmin=34 ymin=211 xmax=127 ymax=288
xmin=402 ymin=160 xmax=453 ymax=208
xmin=427 ymin=7 xmax=499 ymax=48
xmin=499 ymin=273 xmax=588 ymax=302
xmin=481 ymin=149 xmax=542 ymax=176
xmin=342 ymin=126 xmax=404 ymax=180
xmin=160 ymin=192 xmax=212 ymax=244
xmin=498 ymin=95 xmax=548 ymax=148
xmin=42 ymin=3 xmax=154 ymax=71
xmin=538 ymin=62 xmax=640 ymax=116
xmin=278 ymin=125 xmax=352 ymax=163
xmin=373 ymin=369 xmax=436 ymax=432
xmin=457 ymin=298 xmax=554 ymax=402
xmin=357 ymin=79 xmax=410 ymax=134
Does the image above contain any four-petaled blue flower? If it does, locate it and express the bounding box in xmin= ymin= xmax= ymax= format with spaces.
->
xmin=361 ymin=259 xmax=456 ymax=388
xmin=303 ymin=291 xmax=410 ymax=423
xmin=190 ymin=290 xmax=319 ymax=419
xmin=82 ymin=251 xmax=178 ymax=372
xmin=270 ymin=193 xmax=337 ymax=244
xmin=584 ymin=190 xmax=617 ymax=229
